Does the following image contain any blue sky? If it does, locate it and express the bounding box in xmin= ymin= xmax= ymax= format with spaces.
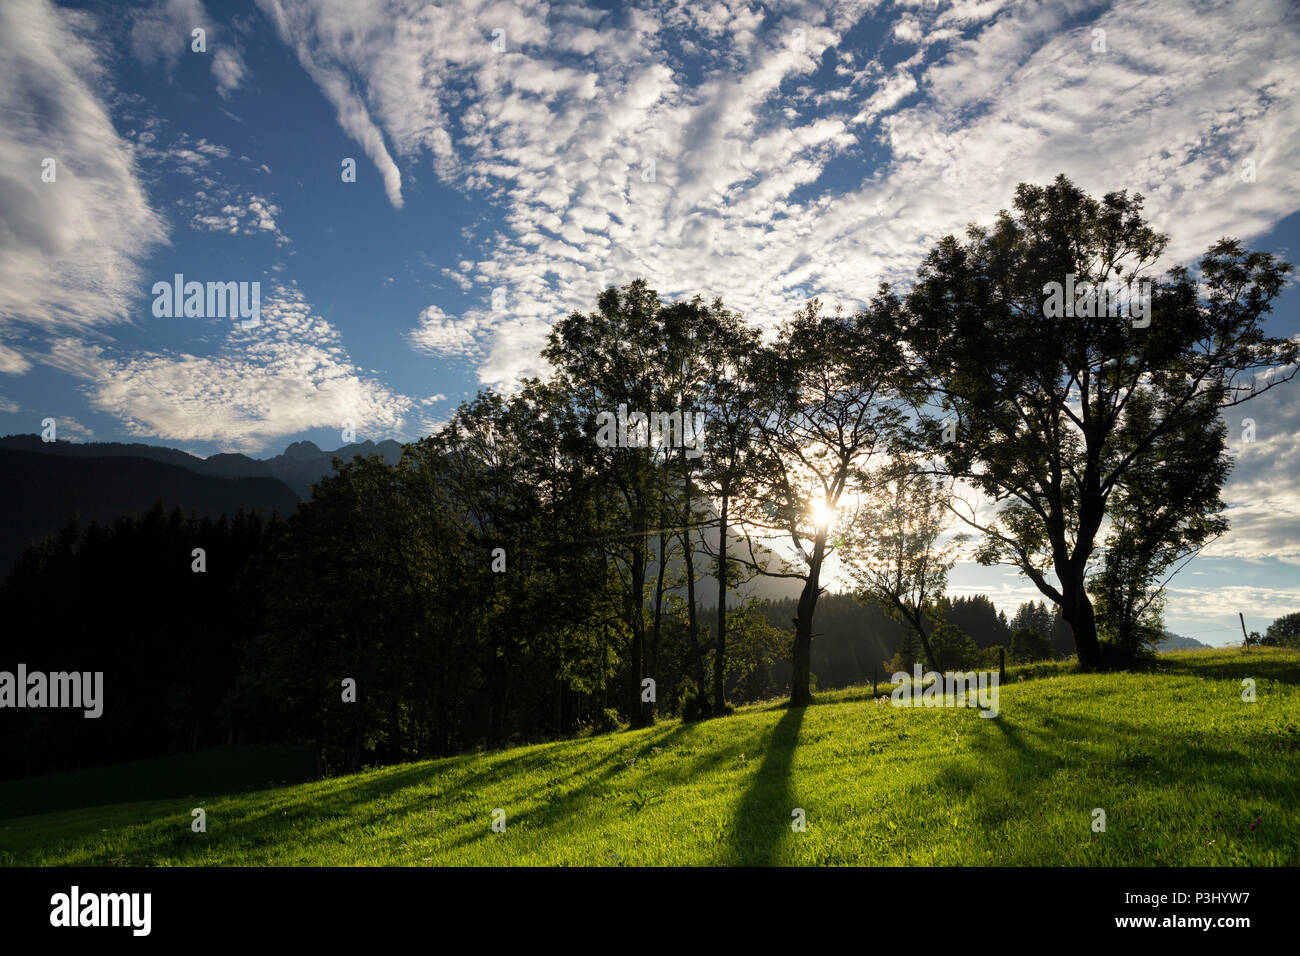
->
xmin=1 ymin=0 xmax=1298 ymax=641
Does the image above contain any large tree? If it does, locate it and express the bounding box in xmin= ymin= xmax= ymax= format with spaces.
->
xmin=652 ymin=295 xmax=751 ymax=701
xmin=899 ymin=175 xmax=1296 ymax=668
xmin=691 ymin=308 xmax=763 ymax=714
xmin=408 ymin=382 xmax=612 ymax=746
xmin=738 ymin=299 xmax=907 ymax=705
xmin=1263 ymin=613 xmax=1300 ymax=649
xmin=544 ymin=280 xmax=682 ymax=727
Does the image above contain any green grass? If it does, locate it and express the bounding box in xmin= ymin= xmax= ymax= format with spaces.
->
xmin=1 ymin=647 xmax=1297 ymax=866
xmin=0 ymin=745 xmax=316 ymax=821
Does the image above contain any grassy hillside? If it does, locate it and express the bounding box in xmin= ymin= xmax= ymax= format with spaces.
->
xmin=0 ymin=745 xmax=317 ymax=820
xmin=2 ymin=648 xmax=1297 ymax=866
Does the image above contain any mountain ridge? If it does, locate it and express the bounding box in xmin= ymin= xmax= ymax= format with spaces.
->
xmin=0 ymin=434 xmax=404 ymax=499
xmin=0 ymin=448 xmax=301 ymax=576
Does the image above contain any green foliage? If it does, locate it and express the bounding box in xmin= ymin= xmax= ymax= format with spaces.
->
xmin=1010 ymin=601 xmax=1053 ymax=643
xmin=543 ymin=279 xmax=762 ymax=725
xmin=844 ymin=464 xmax=956 ymax=671
xmin=674 ymin=677 xmax=710 ymax=723
xmin=1088 ymin=389 xmax=1229 ymax=658
xmin=724 ymin=602 xmax=792 ymax=701
xmin=598 ymin=708 xmax=624 ymax=735
xmin=1010 ymin=626 xmax=1053 ymax=663
xmin=887 ymin=628 xmax=926 ymax=674
xmin=751 ymin=593 xmax=901 ymax=690
xmin=740 ymin=298 xmax=910 ymax=704
xmin=945 ymin=595 xmax=1011 ymax=649
xmin=928 ymin=621 xmax=982 ymax=671
xmin=900 ymin=174 xmax=1296 ymax=667
xmin=0 ymin=503 xmax=280 ymax=779
xmin=1264 ymin=613 xmax=1300 ymax=648
xmin=1095 ymin=638 xmax=1160 ymax=671
xmin=237 ymin=379 xmax=623 ymax=771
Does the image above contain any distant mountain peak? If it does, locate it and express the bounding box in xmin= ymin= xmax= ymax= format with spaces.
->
xmin=283 ymin=440 xmax=323 ymax=459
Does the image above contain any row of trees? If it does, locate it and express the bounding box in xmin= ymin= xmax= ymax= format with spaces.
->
xmin=0 ymin=505 xmax=277 ymax=779
xmin=3 ymin=175 xmax=1294 ymax=775
xmin=253 ymin=175 xmax=1292 ymax=759
xmin=0 ymin=489 xmax=1065 ymax=779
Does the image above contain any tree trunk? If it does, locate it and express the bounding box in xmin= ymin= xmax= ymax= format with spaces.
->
xmin=790 ymin=586 xmax=815 ymax=706
xmin=1067 ymin=483 xmax=1106 ymax=667
xmin=630 ymin=544 xmax=652 ymax=728
xmin=487 ymin=656 xmax=507 ymax=750
xmin=785 ymin=572 xmax=816 ymax=707
xmin=713 ymin=493 xmax=729 ymax=712
xmin=652 ymin=526 xmax=667 ymax=680
xmin=1061 ymin=576 xmax=1102 ymax=668
xmin=917 ymin=618 xmax=941 ymax=672
xmin=681 ymin=466 xmax=706 ymax=689
xmin=790 ymin=536 xmax=825 ymax=706
xmin=601 ymin=623 xmax=609 ymax=712
xmin=389 ymin=697 xmax=402 ymax=763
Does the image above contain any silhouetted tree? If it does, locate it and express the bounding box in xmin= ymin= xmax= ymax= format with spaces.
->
xmin=899 ymin=175 xmax=1296 ymax=668
xmin=738 ymin=299 xmax=907 ymax=706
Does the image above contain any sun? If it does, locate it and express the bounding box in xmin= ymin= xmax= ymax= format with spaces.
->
xmin=810 ymin=498 xmax=835 ymax=530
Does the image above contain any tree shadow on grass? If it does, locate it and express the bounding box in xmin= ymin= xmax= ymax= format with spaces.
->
xmin=1156 ymin=650 xmax=1300 ymax=685
xmin=434 ymin=722 xmax=704 ymax=854
xmin=921 ymin=699 xmax=1300 ymax=864
xmin=723 ymin=703 xmax=804 ymax=866
xmin=435 ymin=714 xmax=795 ymax=861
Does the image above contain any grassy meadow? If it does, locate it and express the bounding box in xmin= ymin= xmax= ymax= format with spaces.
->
xmin=2 ymin=647 xmax=1297 ymax=866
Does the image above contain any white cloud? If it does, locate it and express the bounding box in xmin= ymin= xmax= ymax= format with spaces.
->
xmin=211 ymin=46 xmax=247 ymax=98
xmin=263 ymin=0 xmax=1300 ymax=394
xmin=129 ymin=0 xmax=249 ymax=98
xmin=41 ymin=286 xmax=416 ymax=453
xmin=133 ymin=129 xmax=231 ymax=180
xmin=0 ymin=0 xmax=168 ymax=332
xmin=129 ymin=0 xmax=203 ymax=71
xmin=893 ymin=16 xmax=923 ymax=44
xmin=850 ymin=63 xmax=919 ymax=126
xmin=46 ymin=415 xmax=95 ymax=442
xmin=1206 ymin=377 xmax=1300 ymax=562
xmin=188 ymin=193 xmax=289 ymax=244
xmin=0 ymin=343 xmax=31 ymax=374
xmin=127 ymin=118 xmax=292 ymax=246
xmin=408 ymin=305 xmax=484 ymax=358
xmin=1163 ymin=584 xmax=1300 ymax=627
xmin=256 ymin=0 xmax=406 ymax=208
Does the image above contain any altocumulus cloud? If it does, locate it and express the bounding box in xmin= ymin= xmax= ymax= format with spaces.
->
xmin=408 ymin=305 xmax=484 ymax=359
xmin=1208 ymin=382 xmax=1300 ymax=565
xmin=41 ymin=287 xmax=414 ymax=454
xmin=258 ymin=0 xmax=1300 ymax=392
